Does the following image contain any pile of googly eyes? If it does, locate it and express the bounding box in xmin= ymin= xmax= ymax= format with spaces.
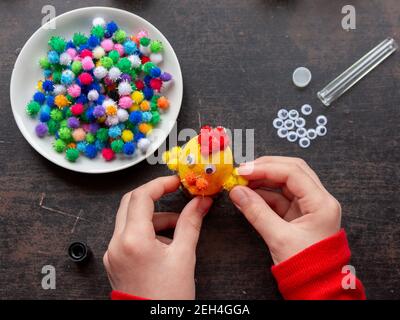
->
xmin=272 ymin=104 xmax=328 ymax=149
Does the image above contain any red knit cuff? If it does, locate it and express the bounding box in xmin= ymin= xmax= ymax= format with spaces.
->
xmin=271 ymin=229 xmax=366 ymax=300
xmin=111 ymin=290 xmax=149 ymax=300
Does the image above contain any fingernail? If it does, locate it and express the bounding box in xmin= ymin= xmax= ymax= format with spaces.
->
xmin=237 ymin=163 xmax=255 ymax=175
xmin=197 ymin=197 xmax=213 ymax=215
xmin=230 ymin=187 xmax=249 ymax=208
xmin=239 ymin=161 xmax=254 ymax=166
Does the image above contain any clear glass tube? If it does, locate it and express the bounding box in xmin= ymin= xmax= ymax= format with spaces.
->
xmin=318 ymin=38 xmax=398 ymax=106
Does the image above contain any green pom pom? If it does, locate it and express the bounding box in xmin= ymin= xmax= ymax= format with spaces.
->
xmin=125 ymin=122 xmax=135 ymax=130
xmin=96 ymin=128 xmax=109 ymax=142
xmin=48 ymin=36 xmax=66 ymax=53
xmin=39 ymin=57 xmax=51 ymax=69
xmin=129 ymin=69 xmax=137 ymax=80
xmin=114 ymin=29 xmax=127 ymax=43
xmin=50 ymin=109 xmax=63 ymax=121
xmin=91 ymin=25 xmax=105 ymax=39
xmin=71 ymin=61 xmax=82 ymax=75
xmin=58 ymin=127 xmax=72 ymax=142
xmin=100 ymin=56 xmax=113 ymax=69
xmin=73 ymin=33 xmax=88 ymax=46
xmin=26 ymin=101 xmax=40 ymax=116
xmin=64 ymin=108 xmax=73 ymax=118
xmin=142 ymin=62 xmax=156 ymax=74
xmin=108 ymin=50 xmax=120 ymax=64
xmin=116 ymin=57 xmax=131 ymax=73
xmin=47 ymin=119 xmax=59 ymax=135
xmin=59 ymin=119 xmax=68 ymax=128
xmin=85 ymin=133 xmax=95 ymax=144
xmin=140 ymin=37 xmax=150 ymax=46
xmin=111 ymin=139 xmax=124 ymax=153
xmin=150 ymin=40 xmax=163 ymax=53
xmin=150 ymin=111 xmax=161 ymax=125
xmin=52 ymin=70 xmax=62 ymax=83
xmin=53 ymin=139 xmax=66 ymax=153
xmin=66 ymin=148 xmax=79 ymax=162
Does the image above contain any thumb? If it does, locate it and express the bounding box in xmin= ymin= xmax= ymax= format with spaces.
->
xmin=172 ymin=197 xmax=213 ymax=253
xmin=229 ymin=186 xmax=285 ymax=243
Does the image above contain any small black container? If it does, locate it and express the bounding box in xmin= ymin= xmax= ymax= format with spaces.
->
xmin=68 ymin=241 xmax=91 ymax=263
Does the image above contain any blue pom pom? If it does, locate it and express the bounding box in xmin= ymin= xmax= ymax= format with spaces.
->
xmin=47 ymin=50 xmax=59 ymax=64
xmin=104 ymin=30 xmax=112 ymax=38
xmin=143 ymin=87 xmax=153 ymax=100
xmin=88 ymin=35 xmax=100 ymax=48
xmin=96 ymin=94 xmax=105 ymax=105
xmin=118 ymin=123 xmax=126 ymax=130
xmin=66 ymin=40 xmax=76 ymax=49
xmin=43 ymin=69 xmax=52 ymax=78
xmin=106 ymin=21 xmax=118 ymax=35
xmin=76 ymin=94 xmax=88 ymax=104
xmin=77 ymin=141 xmax=88 ymax=152
xmin=42 ymin=80 xmax=54 ymax=92
xmin=129 ymin=111 xmax=143 ymax=124
xmin=85 ymin=144 xmax=97 ymax=158
xmin=108 ymin=126 xmax=122 ymax=138
xmin=33 ymin=91 xmax=46 ymax=104
xmin=85 ymin=106 xmax=95 ymax=122
xmin=142 ymin=111 xmax=152 ymax=123
xmin=61 ymin=71 xmax=74 ymax=85
xmin=78 ymin=44 xmax=89 ymax=52
xmin=144 ymin=75 xmax=152 ymax=86
xmin=123 ymin=142 xmax=136 ymax=155
xmin=39 ymin=111 xmax=51 ymax=122
xmin=123 ymin=41 xmax=137 ymax=55
xmin=95 ymin=140 xmax=105 ymax=151
xmin=46 ymin=95 xmax=55 ymax=107
xmin=88 ymin=82 xmax=101 ymax=92
xmin=150 ymin=67 xmax=161 ymax=78
xmin=134 ymin=132 xmax=145 ymax=142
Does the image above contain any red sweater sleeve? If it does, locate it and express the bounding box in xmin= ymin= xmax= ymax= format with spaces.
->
xmin=271 ymin=229 xmax=366 ymax=300
xmin=111 ymin=290 xmax=149 ymax=300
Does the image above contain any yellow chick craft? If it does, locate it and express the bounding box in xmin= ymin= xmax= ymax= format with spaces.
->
xmin=163 ymin=126 xmax=248 ymax=196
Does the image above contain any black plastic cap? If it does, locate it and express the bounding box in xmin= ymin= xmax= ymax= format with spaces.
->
xmin=68 ymin=241 xmax=91 ymax=263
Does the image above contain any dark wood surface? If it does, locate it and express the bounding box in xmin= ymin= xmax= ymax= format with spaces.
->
xmin=0 ymin=0 xmax=399 ymax=300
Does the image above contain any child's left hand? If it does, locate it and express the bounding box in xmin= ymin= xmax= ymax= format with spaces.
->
xmin=103 ymin=176 xmax=213 ymax=300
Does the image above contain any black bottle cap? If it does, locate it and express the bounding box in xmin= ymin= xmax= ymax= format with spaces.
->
xmin=68 ymin=241 xmax=91 ymax=263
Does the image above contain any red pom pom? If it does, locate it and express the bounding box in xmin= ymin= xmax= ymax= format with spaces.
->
xmin=102 ymin=148 xmax=115 ymax=161
xmin=80 ymin=49 xmax=93 ymax=59
xmin=70 ymin=103 xmax=84 ymax=116
xmin=198 ymin=126 xmax=229 ymax=155
xmin=141 ymin=56 xmax=150 ymax=64
xmin=78 ymin=72 xmax=93 ymax=85
xmin=135 ymin=80 xmax=145 ymax=91
xmin=150 ymin=78 xmax=162 ymax=91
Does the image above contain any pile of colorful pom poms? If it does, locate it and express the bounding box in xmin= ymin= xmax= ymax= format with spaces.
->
xmin=26 ymin=18 xmax=173 ymax=162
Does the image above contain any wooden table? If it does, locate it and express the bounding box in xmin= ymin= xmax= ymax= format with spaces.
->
xmin=1 ymin=0 xmax=399 ymax=299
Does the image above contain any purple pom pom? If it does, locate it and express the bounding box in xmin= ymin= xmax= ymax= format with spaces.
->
xmin=120 ymin=74 xmax=132 ymax=82
xmin=160 ymin=72 xmax=172 ymax=82
xmin=35 ymin=123 xmax=48 ymax=137
xmin=67 ymin=117 xmax=80 ymax=128
xmin=89 ymin=122 xmax=100 ymax=134
xmin=93 ymin=105 xmax=105 ymax=118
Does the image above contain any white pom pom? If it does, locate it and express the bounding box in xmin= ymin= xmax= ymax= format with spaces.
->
xmin=128 ymin=55 xmax=141 ymax=68
xmin=108 ymin=67 xmax=121 ymax=81
xmin=92 ymin=17 xmax=106 ymax=27
xmin=87 ymin=89 xmax=99 ymax=101
xmin=150 ymin=53 xmax=163 ymax=65
xmin=160 ymin=79 xmax=174 ymax=94
xmin=139 ymin=45 xmax=151 ymax=56
xmin=59 ymin=52 xmax=72 ymax=66
xmin=118 ymin=81 xmax=132 ymax=96
xmin=53 ymin=84 xmax=66 ymax=95
xmin=102 ymin=98 xmax=116 ymax=108
xmin=117 ymin=109 xmax=129 ymax=122
xmin=92 ymin=46 xmax=105 ymax=59
xmin=105 ymin=115 xmax=119 ymax=127
xmin=93 ymin=66 xmax=108 ymax=79
xmin=137 ymin=138 xmax=151 ymax=153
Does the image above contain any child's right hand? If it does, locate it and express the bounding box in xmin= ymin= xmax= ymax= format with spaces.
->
xmin=230 ymin=156 xmax=342 ymax=265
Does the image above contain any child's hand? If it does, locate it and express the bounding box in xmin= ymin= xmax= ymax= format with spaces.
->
xmin=230 ymin=157 xmax=341 ymax=264
xmin=103 ymin=176 xmax=213 ymax=300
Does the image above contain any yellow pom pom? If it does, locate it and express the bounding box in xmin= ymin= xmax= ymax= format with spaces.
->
xmin=237 ymin=175 xmax=248 ymax=186
xmin=54 ymin=94 xmax=70 ymax=108
xmin=121 ymin=129 xmax=134 ymax=142
xmin=140 ymin=100 xmax=150 ymax=111
xmin=106 ymin=105 xmax=117 ymax=116
xmin=162 ymin=146 xmax=181 ymax=171
xmin=138 ymin=123 xmax=152 ymax=134
xmin=97 ymin=116 xmax=106 ymax=123
xmin=37 ymin=80 xmax=44 ymax=92
xmin=131 ymin=91 xmax=144 ymax=104
xmin=223 ymin=175 xmax=238 ymax=191
xmin=129 ymin=104 xmax=140 ymax=112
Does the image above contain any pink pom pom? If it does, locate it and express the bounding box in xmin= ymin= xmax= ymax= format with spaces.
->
xmin=67 ymin=84 xmax=81 ymax=98
xmin=118 ymin=96 xmax=133 ymax=109
xmin=70 ymin=103 xmax=84 ymax=116
xmin=80 ymin=49 xmax=93 ymax=59
xmin=81 ymin=123 xmax=91 ymax=132
xmin=114 ymin=43 xmax=124 ymax=56
xmin=78 ymin=72 xmax=93 ymax=85
xmin=73 ymin=56 xmax=82 ymax=61
xmin=137 ymin=30 xmax=148 ymax=39
xmin=66 ymin=48 xmax=77 ymax=59
xmin=101 ymin=39 xmax=114 ymax=52
xmin=102 ymin=148 xmax=115 ymax=161
xmin=81 ymin=56 xmax=95 ymax=71
xmin=72 ymin=128 xmax=86 ymax=142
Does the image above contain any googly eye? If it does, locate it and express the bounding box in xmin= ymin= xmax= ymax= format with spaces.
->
xmin=307 ymin=128 xmax=317 ymax=140
xmin=296 ymin=127 xmax=307 ymax=138
xmin=316 ymin=115 xmax=328 ymax=126
xmin=277 ymin=109 xmax=289 ymax=120
xmin=186 ymin=153 xmax=196 ymax=165
xmin=301 ymin=104 xmax=312 ymax=116
xmin=316 ymin=125 xmax=327 ymax=136
xmin=295 ymin=117 xmax=306 ymax=128
xmin=299 ymin=137 xmax=311 ymax=148
xmin=288 ymin=109 xmax=299 ymax=120
xmin=273 ymin=118 xmax=284 ymax=129
xmin=277 ymin=128 xmax=288 ymax=138
xmin=287 ymin=131 xmax=298 ymax=142
xmin=204 ymin=164 xmax=216 ymax=175
xmin=284 ymin=119 xmax=295 ymax=130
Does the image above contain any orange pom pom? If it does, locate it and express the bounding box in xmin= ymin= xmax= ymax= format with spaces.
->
xmin=138 ymin=123 xmax=152 ymax=134
xmin=54 ymin=94 xmax=70 ymax=108
xmin=140 ymin=100 xmax=150 ymax=111
xmin=196 ymin=178 xmax=208 ymax=191
xmin=185 ymin=172 xmax=197 ymax=186
xmin=157 ymin=96 xmax=169 ymax=110
xmin=106 ymin=105 xmax=117 ymax=116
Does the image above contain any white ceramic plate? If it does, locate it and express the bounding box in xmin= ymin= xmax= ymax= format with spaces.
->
xmin=10 ymin=7 xmax=183 ymax=174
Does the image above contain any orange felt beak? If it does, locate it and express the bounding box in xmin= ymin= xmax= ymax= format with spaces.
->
xmin=184 ymin=172 xmax=209 ymax=191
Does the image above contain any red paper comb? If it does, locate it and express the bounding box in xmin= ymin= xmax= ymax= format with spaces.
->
xmin=198 ymin=126 xmax=230 ymax=155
